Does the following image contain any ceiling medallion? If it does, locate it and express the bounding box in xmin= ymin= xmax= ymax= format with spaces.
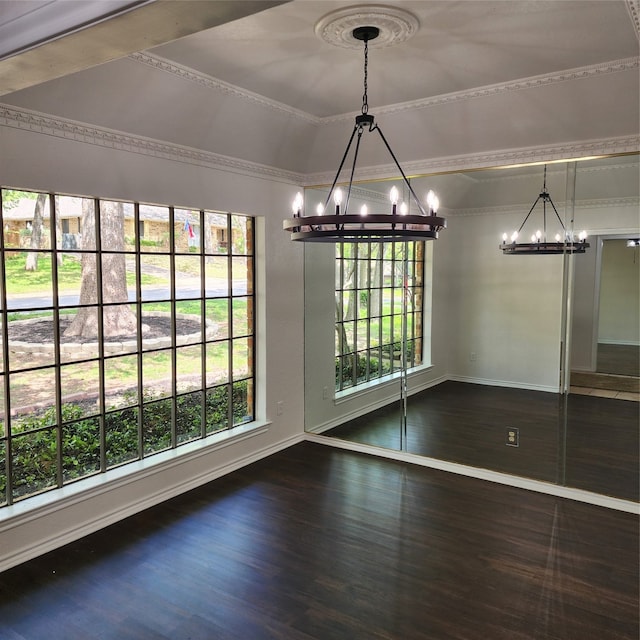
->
xmin=314 ymin=4 xmax=419 ymax=49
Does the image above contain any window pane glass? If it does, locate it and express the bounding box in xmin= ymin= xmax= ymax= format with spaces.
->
xmin=105 ymin=406 xmax=139 ymax=467
xmin=176 ymin=391 xmax=202 ymax=444
xmin=60 ymin=361 xmax=100 ymax=417
xmin=6 ymin=250 xmax=53 ymax=310
xmin=206 ymin=342 xmax=229 ymax=387
xmin=142 ymin=350 xmax=172 ymax=400
xmin=206 ymin=299 xmax=228 ymax=339
xmin=8 ymin=310 xmax=56 ymax=371
xmin=140 ymin=254 xmax=170 ymax=301
xmin=232 ymin=338 xmax=251 ymax=381
xmin=10 ymin=368 xmax=57 ymax=427
xmin=139 ymin=205 xmax=170 ymax=253
xmin=205 ymin=256 xmax=229 ymax=298
xmin=176 ymin=300 xmax=203 ymax=346
xmin=232 ymin=297 xmax=251 ymax=337
xmin=0 ymin=440 xmax=6 ymax=506
xmin=62 ymin=417 xmax=101 ymax=483
xmin=60 ymin=307 xmax=100 ymax=362
xmin=204 ymin=212 xmax=227 ymax=255
xmin=232 ymin=257 xmax=252 ymax=295
xmin=143 ymin=398 xmax=172 ymax=454
xmin=60 ymin=253 xmax=96 ymax=308
xmin=104 ymin=354 xmax=138 ymax=410
xmin=174 ymin=209 xmax=200 ymax=254
xmin=12 ymin=428 xmax=58 ymax=501
xmin=206 ymin=385 xmax=228 ymax=434
xmin=231 ymin=216 xmax=252 ymax=255
xmin=233 ymin=379 xmax=252 ymax=425
xmin=176 ymin=345 xmax=201 ymax=394
xmin=175 ymin=256 xmax=201 ymax=299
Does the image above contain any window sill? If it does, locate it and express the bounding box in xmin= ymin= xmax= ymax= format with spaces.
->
xmin=334 ymin=363 xmax=433 ymax=404
xmin=0 ymin=420 xmax=270 ymax=524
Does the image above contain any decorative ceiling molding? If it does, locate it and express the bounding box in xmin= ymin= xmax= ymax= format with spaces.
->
xmin=0 ymin=104 xmax=301 ymax=184
xmin=320 ymin=57 xmax=640 ymax=124
xmin=314 ymin=5 xmax=419 ymax=49
xmin=129 ymin=52 xmax=321 ymax=125
xmin=303 ymin=135 xmax=640 ymax=186
xmin=1 ymin=104 xmax=637 ymax=190
xmin=129 ymin=52 xmax=638 ymax=126
xmin=626 ymin=0 xmax=640 ymax=41
xmin=451 ymin=197 xmax=640 ymax=219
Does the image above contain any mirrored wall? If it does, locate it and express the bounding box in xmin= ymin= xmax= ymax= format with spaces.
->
xmin=304 ymin=154 xmax=639 ymax=502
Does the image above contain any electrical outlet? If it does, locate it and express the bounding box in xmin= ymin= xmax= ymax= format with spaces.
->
xmin=506 ymin=427 xmax=519 ymax=447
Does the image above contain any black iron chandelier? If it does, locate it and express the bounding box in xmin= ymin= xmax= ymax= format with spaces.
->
xmin=283 ymin=26 xmax=445 ymax=243
xmin=500 ymin=165 xmax=589 ymax=255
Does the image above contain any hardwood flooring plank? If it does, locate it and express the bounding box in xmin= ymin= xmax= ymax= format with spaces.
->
xmin=0 ymin=442 xmax=637 ymax=640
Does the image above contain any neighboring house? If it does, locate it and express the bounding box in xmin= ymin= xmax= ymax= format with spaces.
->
xmin=2 ymin=197 xmax=230 ymax=252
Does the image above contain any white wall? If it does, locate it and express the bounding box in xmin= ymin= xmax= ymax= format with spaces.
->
xmin=0 ymin=124 xmax=306 ymax=571
xmin=599 ymin=239 xmax=640 ymax=345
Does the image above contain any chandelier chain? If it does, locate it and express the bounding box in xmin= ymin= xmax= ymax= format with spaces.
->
xmin=361 ymin=39 xmax=369 ymax=115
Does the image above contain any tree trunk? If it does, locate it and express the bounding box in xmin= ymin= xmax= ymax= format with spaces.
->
xmin=24 ymin=193 xmax=47 ymax=271
xmin=64 ymin=200 xmax=138 ymax=339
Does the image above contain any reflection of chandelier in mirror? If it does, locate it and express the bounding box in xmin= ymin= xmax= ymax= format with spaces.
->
xmin=283 ymin=12 xmax=445 ymax=243
xmin=500 ymin=165 xmax=589 ymax=255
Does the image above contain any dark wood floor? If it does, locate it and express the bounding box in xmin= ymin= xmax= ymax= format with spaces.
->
xmin=0 ymin=442 xmax=637 ymax=639
xmin=328 ymin=381 xmax=639 ymax=502
xmin=597 ymin=343 xmax=639 ymax=377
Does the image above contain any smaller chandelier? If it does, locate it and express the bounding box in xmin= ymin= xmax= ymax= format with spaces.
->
xmin=500 ymin=165 xmax=589 ymax=255
xmin=283 ymin=26 xmax=445 ymax=243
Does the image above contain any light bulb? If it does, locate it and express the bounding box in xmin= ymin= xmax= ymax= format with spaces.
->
xmin=502 ymin=233 xmax=508 ymax=243
xmin=389 ymin=186 xmax=399 ymax=205
xmin=511 ymin=231 xmax=518 ymax=242
xmin=333 ymin=188 xmax=343 ymax=206
xmin=535 ymin=230 xmax=542 ymax=240
xmin=426 ymin=190 xmax=436 ymax=210
xmin=292 ymin=192 xmax=303 ymax=216
xmin=360 ymin=204 xmax=368 ymax=216
xmin=531 ymin=234 xmax=537 ymax=243
xmin=555 ymin=233 xmax=561 ymax=242
xmin=316 ymin=203 xmax=324 ymax=215
xmin=400 ymin=202 xmax=408 ymax=215
xmin=432 ymin=196 xmax=440 ymax=213
xmin=578 ymin=230 xmax=587 ymax=241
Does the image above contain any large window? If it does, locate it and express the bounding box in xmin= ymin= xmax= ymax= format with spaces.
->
xmin=335 ymin=241 xmax=424 ymax=391
xmin=0 ymin=189 xmax=255 ymax=507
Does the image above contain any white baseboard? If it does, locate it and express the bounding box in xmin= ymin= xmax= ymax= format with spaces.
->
xmin=0 ymin=426 xmax=305 ymax=573
xmin=447 ymin=375 xmax=559 ymax=394
xmin=305 ymin=434 xmax=640 ymax=515
xmin=308 ymin=375 xmax=447 ymax=434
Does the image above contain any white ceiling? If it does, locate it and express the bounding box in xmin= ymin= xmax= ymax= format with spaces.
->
xmin=0 ymin=0 xmax=638 ymax=179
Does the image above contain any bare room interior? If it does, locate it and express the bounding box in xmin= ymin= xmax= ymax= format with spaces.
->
xmin=0 ymin=1 xmax=638 ymax=638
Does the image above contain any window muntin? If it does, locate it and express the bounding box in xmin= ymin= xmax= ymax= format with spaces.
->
xmin=335 ymin=241 xmax=424 ymax=391
xmin=0 ymin=188 xmax=255 ymax=507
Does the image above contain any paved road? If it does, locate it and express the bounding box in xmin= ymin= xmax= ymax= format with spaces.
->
xmin=5 ymin=280 xmax=248 ymax=311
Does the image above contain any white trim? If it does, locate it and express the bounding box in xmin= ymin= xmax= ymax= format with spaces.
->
xmin=0 ymin=424 xmax=305 ymax=572
xmin=448 ymin=375 xmax=559 ymax=394
xmin=598 ymin=339 xmax=640 ymax=346
xmin=304 ymin=434 xmax=640 ymax=514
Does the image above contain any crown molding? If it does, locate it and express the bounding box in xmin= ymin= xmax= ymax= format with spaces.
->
xmin=321 ymin=57 xmax=640 ymax=124
xmin=128 ymin=52 xmax=639 ymax=127
xmin=451 ymin=197 xmax=640 ymax=219
xmin=303 ymin=136 xmax=640 ymax=185
xmin=627 ymin=0 xmax=640 ymax=41
xmin=1 ymin=104 xmax=637 ymax=190
xmin=128 ymin=52 xmax=321 ymax=126
xmin=0 ymin=104 xmax=302 ymax=184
